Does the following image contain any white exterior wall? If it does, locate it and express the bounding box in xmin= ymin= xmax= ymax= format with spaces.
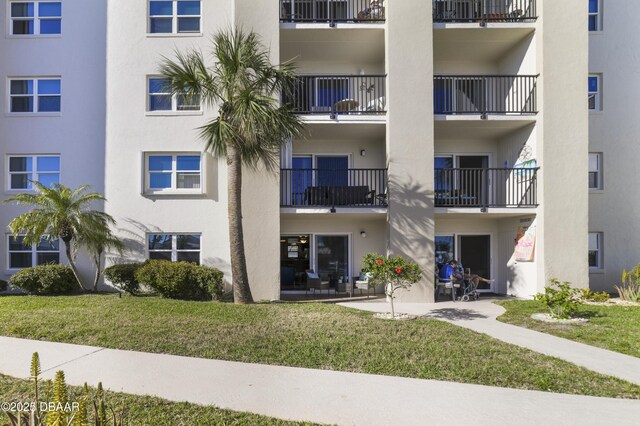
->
xmin=588 ymin=1 xmax=640 ymax=292
xmin=0 ymin=0 xmax=107 ymax=284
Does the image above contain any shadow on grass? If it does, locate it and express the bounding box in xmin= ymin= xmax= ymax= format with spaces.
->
xmin=422 ymin=308 xmax=489 ymax=321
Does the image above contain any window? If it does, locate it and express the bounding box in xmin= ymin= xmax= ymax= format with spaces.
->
xmin=10 ymin=1 xmax=61 ymax=35
xmin=589 ymin=153 xmax=602 ymax=190
xmin=9 ymin=78 xmax=61 ymax=113
xmin=589 ymin=0 xmax=601 ymax=31
xmin=147 ymin=77 xmax=200 ymax=112
xmin=146 ymin=154 xmax=201 ymax=193
xmin=8 ymin=155 xmax=60 ymax=190
xmin=588 ymin=75 xmax=601 ymax=111
xmin=588 ymin=232 xmax=603 ymax=269
xmin=7 ymin=235 xmax=59 ymax=269
xmin=147 ymin=234 xmax=201 ymax=264
xmin=149 ymin=1 xmax=201 ymax=34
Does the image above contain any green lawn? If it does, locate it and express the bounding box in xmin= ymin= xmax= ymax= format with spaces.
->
xmin=0 ymin=374 xmax=316 ymax=425
xmin=497 ymin=300 xmax=640 ymax=358
xmin=0 ymin=295 xmax=639 ymax=399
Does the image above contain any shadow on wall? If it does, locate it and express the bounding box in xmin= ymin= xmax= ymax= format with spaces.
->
xmin=387 ymin=179 xmax=436 ymax=288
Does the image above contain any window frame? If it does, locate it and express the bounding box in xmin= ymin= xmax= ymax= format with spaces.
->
xmin=8 ymin=77 xmax=62 ymax=114
xmin=148 ymin=0 xmax=202 ymax=36
xmin=7 ymin=154 xmax=61 ymax=191
xmin=588 ymin=232 xmax=603 ymax=269
xmin=588 ymin=74 xmax=601 ymax=111
xmin=8 ymin=0 xmax=62 ymax=37
xmin=144 ymin=152 xmax=204 ymax=195
xmin=6 ymin=235 xmax=60 ymax=271
xmin=588 ymin=152 xmax=603 ymax=190
xmin=146 ymin=233 xmax=202 ymax=264
xmin=588 ymin=0 xmax=602 ymax=32
xmin=146 ymin=76 xmax=202 ymax=114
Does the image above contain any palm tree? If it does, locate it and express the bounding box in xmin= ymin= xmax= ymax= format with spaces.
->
xmin=159 ymin=28 xmax=304 ymax=304
xmin=5 ymin=182 xmax=117 ymax=291
xmin=81 ymin=230 xmax=125 ymax=292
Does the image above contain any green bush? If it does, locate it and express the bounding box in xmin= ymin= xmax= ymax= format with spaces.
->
xmin=0 ymin=279 xmax=7 ymax=292
xmin=615 ymin=264 xmax=640 ymax=302
xmin=581 ymin=288 xmax=611 ymax=302
xmin=135 ymin=260 xmax=224 ymax=301
xmin=8 ymin=264 xmax=77 ymax=295
xmin=534 ymin=279 xmax=583 ymax=319
xmin=104 ymin=263 xmax=144 ymax=295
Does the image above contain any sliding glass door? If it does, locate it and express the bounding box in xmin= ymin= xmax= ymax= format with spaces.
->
xmin=315 ymin=234 xmax=350 ymax=284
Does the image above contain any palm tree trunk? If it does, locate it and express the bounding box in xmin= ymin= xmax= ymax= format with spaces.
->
xmin=227 ymin=145 xmax=254 ymax=304
xmin=63 ymin=239 xmax=85 ymax=292
xmin=92 ymin=252 xmax=102 ymax=293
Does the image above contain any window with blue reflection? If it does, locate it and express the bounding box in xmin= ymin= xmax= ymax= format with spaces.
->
xmin=150 ymin=1 xmax=172 ymax=15
xmin=38 ymin=173 xmax=59 ymax=188
xmin=38 ymin=2 xmax=61 ymax=17
xmin=148 ymin=234 xmax=172 ymax=250
xmin=11 ymin=80 xmax=33 ymax=95
xmin=11 ymin=3 xmax=34 ymax=17
xmin=589 ymin=0 xmax=598 ymax=13
xmin=177 ymin=156 xmax=200 ymax=171
xmin=36 ymin=156 xmax=60 ymax=172
xmin=38 ymin=96 xmax=61 ymax=112
xmin=149 ymin=156 xmax=172 ymax=171
xmin=10 ymin=157 xmax=33 ymax=172
xmin=40 ymin=19 xmax=61 ymax=34
xmin=589 ymin=76 xmax=598 ymax=92
xmin=38 ymin=80 xmax=60 ymax=95
xmin=178 ymin=1 xmax=200 ymax=15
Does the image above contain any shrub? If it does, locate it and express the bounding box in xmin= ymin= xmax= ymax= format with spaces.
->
xmin=135 ymin=260 xmax=224 ymax=301
xmin=580 ymin=288 xmax=610 ymax=302
xmin=615 ymin=264 xmax=640 ymax=302
xmin=362 ymin=253 xmax=422 ymax=318
xmin=534 ymin=279 xmax=583 ymax=319
xmin=0 ymin=279 xmax=7 ymax=292
xmin=104 ymin=263 xmax=144 ymax=295
xmin=9 ymin=264 xmax=77 ymax=295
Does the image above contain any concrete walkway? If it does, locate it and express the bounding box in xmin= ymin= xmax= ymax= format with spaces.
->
xmin=339 ymin=298 xmax=640 ymax=386
xmin=1 ymin=336 xmax=640 ymax=425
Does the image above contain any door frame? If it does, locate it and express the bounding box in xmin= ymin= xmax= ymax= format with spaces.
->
xmin=436 ymin=232 xmax=496 ymax=293
xmin=434 ymin=153 xmax=493 ymax=204
xmin=280 ymin=232 xmax=354 ymax=282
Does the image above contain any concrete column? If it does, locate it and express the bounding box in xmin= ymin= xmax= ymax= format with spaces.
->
xmin=233 ymin=0 xmax=282 ymax=301
xmin=536 ymin=0 xmax=589 ymax=290
xmin=386 ymin=0 xmax=436 ymax=302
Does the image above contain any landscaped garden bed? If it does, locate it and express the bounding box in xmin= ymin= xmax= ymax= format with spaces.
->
xmin=0 ymin=294 xmax=639 ymax=399
xmin=497 ymin=300 xmax=640 ymax=358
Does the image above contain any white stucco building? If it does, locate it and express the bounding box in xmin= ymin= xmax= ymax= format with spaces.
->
xmin=7 ymin=0 xmax=627 ymax=301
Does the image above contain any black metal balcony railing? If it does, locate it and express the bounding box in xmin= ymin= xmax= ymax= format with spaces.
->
xmin=433 ymin=0 xmax=537 ymax=23
xmin=283 ymin=75 xmax=386 ymax=116
xmin=280 ymin=168 xmax=388 ymax=207
xmin=434 ymin=75 xmax=538 ymax=115
xmin=435 ymin=168 xmax=538 ymax=208
xmin=280 ymin=0 xmax=386 ymax=24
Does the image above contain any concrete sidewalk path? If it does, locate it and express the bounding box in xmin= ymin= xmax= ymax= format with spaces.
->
xmin=1 ymin=336 xmax=640 ymax=426
xmin=339 ymin=298 xmax=640 ymax=386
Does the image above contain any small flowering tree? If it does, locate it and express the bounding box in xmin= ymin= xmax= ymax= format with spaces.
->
xmin=362 ymin=253 xmax=422 ymax=318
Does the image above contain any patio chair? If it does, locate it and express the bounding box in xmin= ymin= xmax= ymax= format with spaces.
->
xmin=306 ymin=270 xmax=330 ymax=295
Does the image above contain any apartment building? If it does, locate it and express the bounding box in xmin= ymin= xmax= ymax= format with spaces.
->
xmin=0 ymin=0 xmax=107 ymax=284
xmin=588 ymin=1 xmax=640 ymax=292
xmin=2 ymin=1 xmax=591 ymax=302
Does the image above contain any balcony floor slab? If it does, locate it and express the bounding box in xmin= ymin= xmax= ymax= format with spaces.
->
xmin=435 ymin=207 xmax=537 ymax=219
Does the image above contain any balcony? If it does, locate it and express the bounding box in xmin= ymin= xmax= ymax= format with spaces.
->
xmin=434 ymin=75 xmax=538 ymax=117
xmin=433 ymin=0 xmax=537 ymax=24
xmin=284 ymin=75 xmax=386 ymax=118
xmin=280 ymin=168 xmax=388 ymax=208
xmin=435 ymin=167 xmax=538 ymax=209
xmin=280 ymin=0 xmax=385 ymax=25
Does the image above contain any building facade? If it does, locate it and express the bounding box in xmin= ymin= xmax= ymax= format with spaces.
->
xmin=2 ymin=1 xmax=596 ymax=301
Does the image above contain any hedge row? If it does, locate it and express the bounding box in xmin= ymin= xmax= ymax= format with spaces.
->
xmin=8 ymin=261 xmax=224 ymax=301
